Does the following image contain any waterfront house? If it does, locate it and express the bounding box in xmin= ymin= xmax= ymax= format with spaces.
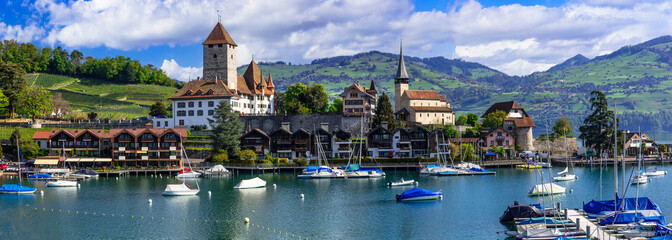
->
xmin=624 ymin=132 xmax=657 ymax=156
xmin=333 ymin=129 xmax=352 ymax=159
xmin=240 ymin=128 xmax=271 ymax=156
xmin=312 ymin=127 xmax=333 ymax=159
xmin=340 ymin=81 xmax=377 ymax=117
xmin=270 ymin=128 xmax=293 ymax=159
xmin=482 ymin=101 xmax=535 ymax=151
xmin=367 ymin=124 xmax=393 ymax=158
xmin=392 ymin=128 xmax=412 ymax=158
xmin=409 ymin=126 xmax=430 ymax=157
xmin=292 ymin=129 xmax=311 ymax=159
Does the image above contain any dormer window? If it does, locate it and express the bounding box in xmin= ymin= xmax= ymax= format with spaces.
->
xmin=196 ymin=90 xmax=203 ymax=95
xmin=207 ymin=90 xmax=214 ymax=95
xmin=185 ymin=90 xmax=192 ymax=96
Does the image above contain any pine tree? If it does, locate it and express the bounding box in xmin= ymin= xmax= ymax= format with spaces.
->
xmin=209 ymin=101 xmax=243 ymax=157
xmin=373 ymin=93 xmax=396 ymax=129
xmin=149 ymin=101 xmax=167 ymax=117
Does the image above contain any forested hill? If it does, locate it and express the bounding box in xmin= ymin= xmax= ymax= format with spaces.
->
xmin=244 ymin=36 xmax=672 ymax=132
xmin=0 ymin=40 xmax=179 ymax=88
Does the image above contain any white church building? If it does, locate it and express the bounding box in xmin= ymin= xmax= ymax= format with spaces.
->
xmin=155 ymin=22 xmax=276 ymax=129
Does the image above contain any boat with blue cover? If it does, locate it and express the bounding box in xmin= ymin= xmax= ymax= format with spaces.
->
xmin=0 ymin=140 xmax=36 ymax=194
xmin=396 ymin=188 xmax=442 ymax=201
xmin=29 ymin=173 xmax=52 ymax=179
xmin=342 ymin=164 xmax=385 ymax=178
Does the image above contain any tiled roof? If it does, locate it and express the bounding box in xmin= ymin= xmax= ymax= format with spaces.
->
xmin=202 ymin=22 xmax=237 ymax=46
xmin=504 ymin=117 xmax=536 ymax=128
xmin=482 ymin=101 xmax=526 ymax=117
xmin=169 ymin=79 xmax=236 ymax=100
xmin=32 ymin=131 xmax=51 ymax=139
xmin=241 ymin=128 xmax=269 ymax=139
xmin=109 ymin=128 xmax=188 ymax=138
xmin=239 ymin=60 xmax=274 ymax=96
xmin=340 ymin=83 xmax=376 ymax=99
xmin=404 ymin=90 xmax=449 ymax=102
xmin=411 ymin=106 xmax=454 ymax=112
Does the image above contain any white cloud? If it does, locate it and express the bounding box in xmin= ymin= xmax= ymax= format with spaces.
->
xmin=0 ymin=22 xmax=45 ymax=42
xmin=160 ymin=59 xmax=202 ymax=82
xmin=11 ymin=0 xmax=672 ymax=76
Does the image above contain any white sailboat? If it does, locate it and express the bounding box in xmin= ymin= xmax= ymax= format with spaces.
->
xmin=163 ymin=135 xmax=199 ymax=196
xmin=344 ymin=117 xmax=385 ymax=178
xmin=46 ymin=180 xmax=77 ymax=187
xmin=553 ymin=130 xmax=577 ymax=182
xmin=631 ymin=130 xmax=648 ymax=185
xmin=234 ymin=177 xmax=266 ymax=189
xmin=421 ymin=132 xmax=455 ymax=175
xmin=298 ymin=128 xmax=344 ymax=178
xmin=527 ymin=183 xmax=566 ymax=196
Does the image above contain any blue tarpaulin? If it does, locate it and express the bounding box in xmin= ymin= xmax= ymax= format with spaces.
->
xmin=583 ymin=196 xmax=662 ymax=214
xmin=599 ymin=213 xmax=666 ymax=225
xmin=0 ymin=184 xmax=36 ymax=193
xmin=397 ymin=188 xmax=441 ymax=201
xmin=485 ymin=152 xmax=497 ymax=156
xmin=519 ymin=217 xmax=570 ymax=225
xmin=29 ymin=173 xmax=51 ymax=178
xmin=653 ymin=224 xmax=672 ymax=237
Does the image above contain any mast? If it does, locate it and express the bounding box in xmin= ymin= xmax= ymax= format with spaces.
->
xmin=613 ymin=99 xmax=618 ymax=210
xmin=16 ymin=138 xmax=22 ymax=186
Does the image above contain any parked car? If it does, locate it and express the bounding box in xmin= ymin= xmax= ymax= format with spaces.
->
xmin=138 ymin=117 xmax=153 ymax=121
xmin=155 ymin=116 xmax=167 ymax=119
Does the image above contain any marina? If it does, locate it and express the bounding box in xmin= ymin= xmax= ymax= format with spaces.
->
xmin=3 ymin=165 xmax=672 ymax=239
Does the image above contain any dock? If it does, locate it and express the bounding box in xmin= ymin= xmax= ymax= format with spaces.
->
xmin=566 ymin=209 xmax=618 ymax=240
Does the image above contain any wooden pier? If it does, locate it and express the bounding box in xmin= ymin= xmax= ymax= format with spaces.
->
xmin=566 ymin=209 xmax=618 ymax=240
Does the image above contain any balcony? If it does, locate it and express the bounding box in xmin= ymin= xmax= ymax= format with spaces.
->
xmin=118 ymin=147 xmax=126 ymax=151
xmin=117 ymin=138 xmax=132 ymax=142
xmin=277 ymin=139 xmax=292 ymax=144
xmin=141 ymin=147 xmax=149 ymax=151
xmin=496 ymin=136 xmax=504 ymax=140
xmin=141 ymin=156 xmax=149 ymax=160
xmin=170 ymin=146 xmax=177 ymax=151
xmin=170 ymin=155 xmax=177 ymax=160
xmin=140 ymin=138 xmax=155 ymax=142
xmin=118 ymin=156 xmax=126 ymax=160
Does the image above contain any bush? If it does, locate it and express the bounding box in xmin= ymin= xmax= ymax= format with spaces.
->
xmin=212 ymin=150 xmax=229 ymax=163
xmin=278 ymin=158 xmax=290 ymax=164
xmin=238 ymin=149 xmax=257 ymax=162
xmin=294 ymin=158 xmax=307 ymax=166
xmin=240 ymin=160 xmax=256 ymax=165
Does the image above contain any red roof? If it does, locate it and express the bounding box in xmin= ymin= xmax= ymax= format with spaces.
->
xmin=202 ymin=22 xmax=237 ymax=46
xmin=482 ymin=101 xmax=527 ymax=117
xmin=168 ymin=79 xmax=237 ymax=100
xmin=411 ymin=106 xmax=454 ymax=112
xmin=32 ymin=131 xmax=51 ymax=139
xmin=404 ymin=90 xmax=449 ymax=102
xmin=504 ymin=117 xmax=536 ymax=127
xmin=339 ymin=83 xmax=376 ymax=99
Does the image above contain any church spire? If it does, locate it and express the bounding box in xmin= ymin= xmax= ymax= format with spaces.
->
xmin=395 ymin=39 xmax=409 ymax=80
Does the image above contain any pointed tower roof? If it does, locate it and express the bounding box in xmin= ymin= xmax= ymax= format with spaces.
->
xmin=369 ymin=80 xmax=376 ymax=91
xmin=267 ymin=73 xmax=275 ymax=89
xmin=395 ymin=40 xmax=409 ymax=80
xmin=202 ymin=22 xmax=238 ymax=46
xmin=243 ymin=60 xmax=265 ymax=93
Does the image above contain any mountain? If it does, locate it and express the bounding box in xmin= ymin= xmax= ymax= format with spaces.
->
xmin=241 ymin=36 xmax=672 ymax=132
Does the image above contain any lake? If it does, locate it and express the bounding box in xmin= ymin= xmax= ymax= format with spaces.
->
xmin=2 ymin=164 xmax=672 ymax=239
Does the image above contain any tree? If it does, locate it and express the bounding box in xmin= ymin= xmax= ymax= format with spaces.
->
xmin=0 ymin=90 xmax=9 ymax=115
xmin=372 ymin=92 xmax=396 ymax=130
xmin=51 ymin=92 xmax=70 ymax=114
xmin=553 ymin=117 xmax=572 ymax=137
xmin=278 ymin=84 xmax=308 ymax=114
xmin=661 ymin=144 xmax=668 ymax=153
xmin=209 ymin=101 xmax=243 ymax=157
xmin=0 ymin=61 xmax=27 ymax=117
xmin=328 ymin=98 xmax=343 ymax=113
xmin=579 ymin=90 xmax=618 ymax=157
xmin=482 ymin=110 xmax=507 ymax=129
xmin=238 ymin=149 xmax=257 ymax=163
xmin=455 ymin=115 xmax=468 ymax=125
xmin=149 ymin=101 xmax=168 ymax=117
xmin=466 ymin=113 xmax=479 ymax=127
xmin=305 ymin=84 xmax=329 ymax=112
xmin=88 ymin=111 xmax=98 ymax=120
xmin=442 ymin=125 xmax=458 ymax=138
xmin=17 ymin=86 xmax=52 ymax=120
xmin=70 ymin=50 xmax=83 ymax=74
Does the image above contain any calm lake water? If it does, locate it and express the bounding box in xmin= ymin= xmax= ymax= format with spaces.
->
xmin=2 ymin=165 xmax=672 ymax=239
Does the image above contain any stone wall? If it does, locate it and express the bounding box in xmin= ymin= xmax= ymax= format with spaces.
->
xmin=533 ymin=138 xmax=579 ymax=157
xmin=515 ymin=127 xmax=536 ymax=151
xmin=0 ymin=120 xmax=150 ymax=129
xmin=240 ymin=114 xmax=370 ymax=136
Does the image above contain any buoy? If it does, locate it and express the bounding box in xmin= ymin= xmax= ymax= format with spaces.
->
xmin=208 ymin=191 xmax=212 ymax=196
xmin=273 ymin=184 xmax=277 ymax=188
xmin=244 ymin=217 xmax=250 ymax=223
xmin=40 ymin=190 xmax=44 ymax=195
xmin=252 ymin=210 xmax=255 ymax=213
xmin=649 ymin=179 xmax=652 ymax=182
xmin=77 ymin=184 xmax=80 ymax=188
xmin=570 ymin=189 xmax=574 ymax=193
xmin=148 ymin=199 xmax=152 ymax=204
xmin=300 ymin=194 xmax=304 ymax=199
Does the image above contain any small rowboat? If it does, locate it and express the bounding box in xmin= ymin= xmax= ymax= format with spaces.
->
xmin=387 ymin=178 xmax=415 ymax=186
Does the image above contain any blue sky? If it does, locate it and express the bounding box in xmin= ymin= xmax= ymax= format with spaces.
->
xmin=2 ymin=0 xmax=672 ymax=81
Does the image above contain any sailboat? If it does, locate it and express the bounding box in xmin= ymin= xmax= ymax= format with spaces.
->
xmin=420 ymin=131 xmax=455 ymax=175
xmin=163 ymin=135 xmax=199 ymax=196
xmin=298 ymin=128 xmax=344 ymax=178
xmin=528 ymin=124 xmax=565 ymax=196
xmin=554 ymin=130 xmax=577 ymax=182
xmin=632 ymin=130 xmax=649 ymax=185
xmin=0 ymin=140 xmax=37 ymax=194
xmin=343 ymin=117 xmax=385 ymax=178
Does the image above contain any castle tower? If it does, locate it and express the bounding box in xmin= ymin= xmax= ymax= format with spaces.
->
xmin=394 ymin=41 xmax=409 ymax=113
xmin=202 ymin=22 xmax=238 ymax=91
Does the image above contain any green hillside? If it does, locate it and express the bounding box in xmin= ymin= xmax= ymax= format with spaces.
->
xmin=29 ymin=73 xmax=178 ymax=120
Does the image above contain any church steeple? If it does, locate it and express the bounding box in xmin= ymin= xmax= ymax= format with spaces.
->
xmin=395 ymin=40 xmax=409 ymax=81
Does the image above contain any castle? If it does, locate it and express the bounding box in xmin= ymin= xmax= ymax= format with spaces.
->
xmin=157 ymin=22 xmax=276 ymax=129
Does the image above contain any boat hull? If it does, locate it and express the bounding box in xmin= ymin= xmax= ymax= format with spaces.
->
xmin=388 ymin=180 xmax=415 ymax=186
xmin=0 ymin=190 xmax=36 ymax=194
xmin=162 ymin=190 xmax=200 ymax=196
xmin=46 ymin=181 xmax=77 ymax=187
xmin=397 ymin=195 xmax=442 ymax=201
xmin=553 ymin=174 xmax=577 ymax=182
xmin=646 ymin=171 xmax=667 ymax=176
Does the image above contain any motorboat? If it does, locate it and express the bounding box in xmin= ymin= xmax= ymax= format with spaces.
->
xmin=298 ymin=166 xmax=340 ymax=178
xmin=70 ymin=169 xmax=99 ymax=178
xmin=46 ymin=180 xmax=77 ymax=187
xmin=631 ymin=174 xmax=648 ymax=185
xmin=618 ymin=222 xmax=658 ymax=238
xmin=396 ymin=188 xmax=442 ymax=201
xmin=553 ymin=167 xmax=577 ymax=182
xmin=387 ymin=178 xmax=415 ymax=186
xmin=419 ymin=164 xmax=453 ymax=174
xmin=436 ymin=169 xmax=459 ymax=176
xmin=162 ymin=182 xmax=199 ymax=196
xmin=527 ymin=183 xmax=565 ymax=196
xmin=514 ymin=228 xmax=585 ymax=240
xmin=29 ymin=173 xmax=52 ymax=179
xmin=343 ymin=164 xmax=385 ymax=178
xmin=234 ymin=177 xmax=266 ymax=189
xmin=645 ymin=168 xmax=667 ymax=176
xmin=202 ymin=164 xmax=229 ymax=177
xmin=176 ymin=168 xmax=201 ymax=178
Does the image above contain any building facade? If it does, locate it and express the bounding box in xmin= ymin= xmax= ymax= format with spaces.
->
xmin=157 ymin=22 xmax=275 ymax=129
xmin=393 ymin=43 xmax=455 ymax=125
xmin=340 ymin=81 xmax=377 ymax=116
xmin=482 ymin=101 xmax=536 ymax=151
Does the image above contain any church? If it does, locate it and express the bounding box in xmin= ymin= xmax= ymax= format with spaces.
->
xmin=393 ymin=44 xmax=455 ymax=125
xmin=157 ymin=22 xmax=276 ymax=129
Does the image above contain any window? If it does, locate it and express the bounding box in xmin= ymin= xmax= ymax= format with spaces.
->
xmin=231 ymin=55 xmax=233 ymax=59
xmin=208 ymin=45 xmax=213 ymax=48
xmin=179 ymin=120 xmax=184 ymax=125
xmin=208 ymin=101 xmax=214 ymax=107
xmin=197 ymin=110 xmax=203 ymax=116
xmin=208 ymin=110 xmax=214 ymax=116
xmin=188 ymin=102 xmax=194 ymax=108
xmin=156 ymin=121 xmax=161 ymax=127
xmin=164 ymin=121 xmax=168 ymax=126
xmin=490 ymin=140 xmax=494 ymax=146
xmin=497 ymin=132 xmax=502 ymax=136
xmin=506 ymin=140 xmax=510 ymax=146
xmin=177 ymin=102 xmax=185 ymax=108
xmin=218 ymin=44 xmax=222 ymax=47
xmin=176 ymin=111 xmax=186 ymax=116
xmin=213 ymin=54 xmax=217 ymax=58
xmin=198 ymin=101 xmax=202 ymax=108
xmin=188 ymin=110 xmax=194 ymax=116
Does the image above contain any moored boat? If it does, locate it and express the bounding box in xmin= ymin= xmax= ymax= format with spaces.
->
xmin=396 ymin=188 xmax=442 ymax=201
xmin=0 ymin=140 xmax=36 ymax=194
xmin=46 ymin=180 xmax=77 ymax=187
xmin=387 ymin=178 xmax=415 ymax=186
xmin=176 ymin=168 xmax=201 ymax=178
xmin=163 ymin=182 xmax=199 ymax=196
xmin=527 ymin=183 xmax=565 ymax=196
xmin=29 ymin=173 xmax=52 ymax=179
xmin=70 ymin=169 xmax=99 ymax=178
xmin=234 ymin=177 xmax=267 ymax=189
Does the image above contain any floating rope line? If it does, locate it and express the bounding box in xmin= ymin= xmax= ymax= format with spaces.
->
xmin=25 ymin=204 xmax=307 ymax=239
